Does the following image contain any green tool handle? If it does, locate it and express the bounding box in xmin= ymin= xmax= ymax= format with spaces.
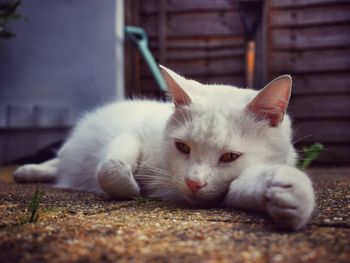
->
xmin=125 ymin=26 xmax=168 ymax=93
xmin=138 ymin=41 xmax=168 ymax=93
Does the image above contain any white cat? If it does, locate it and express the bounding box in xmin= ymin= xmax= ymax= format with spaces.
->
xmin=14 ymin=65 xmax=315 ymax=230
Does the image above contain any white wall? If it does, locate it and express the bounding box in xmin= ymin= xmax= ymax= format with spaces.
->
xmin=115 ymin=0 xmax=125 ymax=100
xmin=0 ymin=0 xmax=123 ymax=127
xmin=0 ymin=0 xmax=124 ymax=163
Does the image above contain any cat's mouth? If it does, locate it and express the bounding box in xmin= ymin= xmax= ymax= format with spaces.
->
xmin=175 ymin=180 xmax=231 ymax=206
xmin=183 ymin=189 xmax=229 ymax=207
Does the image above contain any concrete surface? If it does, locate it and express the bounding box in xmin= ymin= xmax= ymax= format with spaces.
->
xmin=0 ymin=167 xmax=349 ymax=263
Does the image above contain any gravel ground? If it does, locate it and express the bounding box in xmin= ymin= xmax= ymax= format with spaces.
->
xmin=0 ymin=166 xmax=349 ymax=263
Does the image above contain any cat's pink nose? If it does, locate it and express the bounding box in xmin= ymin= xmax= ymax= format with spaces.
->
xmin=185 ymin=178 xmax=207 ymax=192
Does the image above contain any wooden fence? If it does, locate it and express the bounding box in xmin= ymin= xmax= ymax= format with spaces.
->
xmin=267 ymin=0 xmax=350 ymax=165
xmin=125 ymin=0 xmax=350 ymax=165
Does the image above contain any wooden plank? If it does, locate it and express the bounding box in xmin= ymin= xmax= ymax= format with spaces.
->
xmin=289 ymin=94 xmax=350 ymax=119
xmin=142 ymin=74 xmax=244 ymax=88
xmin=139 ymin=78 xmax=160 ymax=96
xmin=158 ymin=0 xmax=167 ymax=65
xmin=150 ymin=47 xmax=244 ymax=61
xmin=293 ymin=120 xmax=350 ymax=144
xmin=142 ymin=11 xmax=243 ymax=38
xmin=195 ymin=75 xmax=244 ymax=86
xmin=261 ymin=0 xmax=270 ymax=85
xmin=270 ymin=4 xmax=350 ymax=27
xmin=124 ymin=0 xmax=141 ymax=97
xmin=296 ymin=144 xmax=350 ymax=165
xmin=149 ymin=37 xmax=245 ymax=50
xmin=270 ymin=49 xmax=350 ymax=73
xmin=291 ymin=73 xmax=350 ymax=95
xmin=271 ymin=0 xmax=349 ymax=8
xmin=318 ymin=144 xmax=350 ymax=165
xmin=141 ymin=0 xmax=238 ymax=14
xmin=271 ymin=24 xmax=350 ymax=50
xmin=167 ymin=48 xmax=243 ymax=61
xmin=142 ymin=58 xmax=243 ymax=78
xmin=141 ymin=75 xmax=245 ymax=100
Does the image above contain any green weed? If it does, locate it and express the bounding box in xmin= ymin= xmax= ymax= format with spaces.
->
xmin=21 ymin=186 xmax=43 ymax=224
xmin=297 ymin=143 xmax=324 ymax=170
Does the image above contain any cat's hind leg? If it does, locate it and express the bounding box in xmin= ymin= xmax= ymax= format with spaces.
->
xmin=13 ymin=158 xmax=59 ymax=183
xmin=97 ymin=134 xmax=141 ymax=199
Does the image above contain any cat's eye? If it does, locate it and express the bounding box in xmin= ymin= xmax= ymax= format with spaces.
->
xmin=175 ymin=141 xmax=191 ymax=155
xmin=219 ymin=152 xmax=241 ymax=163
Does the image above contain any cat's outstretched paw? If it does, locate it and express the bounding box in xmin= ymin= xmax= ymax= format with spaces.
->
xmin=265 ymin=166 xmax=315 ymax=230
xmin=97 ymin=159 xmax=140 ymax=199
xmin=13 ymin=163 xmax=56 ymax=182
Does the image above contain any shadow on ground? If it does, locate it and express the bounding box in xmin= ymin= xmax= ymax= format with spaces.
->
xmin=0 ymin=167 xmax=349 ymax=263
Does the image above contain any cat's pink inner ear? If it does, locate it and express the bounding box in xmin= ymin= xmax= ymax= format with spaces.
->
xmin=160 ymin=65 xmax=191 ymax=107
xmin=247 ymin=75 xmax=292 ymax=127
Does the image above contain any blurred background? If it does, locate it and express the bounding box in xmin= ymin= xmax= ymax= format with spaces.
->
xmin=0 ymin=0 xmax=349 ymax=166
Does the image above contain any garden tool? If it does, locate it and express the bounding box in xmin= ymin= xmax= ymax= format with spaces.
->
xmin=125 ymin=26 xmax=168 ymax=93
xmin=239 ymin=0 xmax=263 ymax=89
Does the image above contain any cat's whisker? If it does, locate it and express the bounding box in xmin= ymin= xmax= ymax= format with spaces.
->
xmin=137 ymin=176 xmax=173 ymax=184
xmin=136 ymin=173 xmax=171 ymax=179
xmin=181 ymin=108 xmax=191 ymax=124
xmin=166 ymin=124 xmax=182 ymax=131
xmin=137 ymin=174 xmax=173 ymax=182
xmin=291 ymin=125 xmax=301 ymax=140
xmin=137 ymin=167 xmax=169 ymax=174
xmin=169 ymin=116 xmax=187 ymax=131
xmin=184 ymin=108 xmax=192 ymax=125
xmin=139 ymin=164 xmax=169 ymax=175
xmin=177 ymin=107 xmax=191 ymax=126
xmin=292 ymin=134 xmax=313 ymax=144
xmin=136 ymin=167 xmax=173 ymax=179
xmin=295 ymin=146 xmax=326 ymax=153
xmin=175 ymin=87 xmax=191 ymax=122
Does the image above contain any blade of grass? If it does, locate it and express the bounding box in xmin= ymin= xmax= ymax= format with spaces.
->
xmin=298 ymin=143 xmax=324 ymax=170
xmin=21 ymin=186 xmax=43 ymax=224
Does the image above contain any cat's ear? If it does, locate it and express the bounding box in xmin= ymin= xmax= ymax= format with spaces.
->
xmin=247 ymin=75 xmax=292 ymax=127
xmin=159 ymin=65 xmax=191 ymax=107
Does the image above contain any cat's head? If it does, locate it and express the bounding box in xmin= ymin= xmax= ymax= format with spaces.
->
xmin=160 ymin=66 xmax=295 ymax=205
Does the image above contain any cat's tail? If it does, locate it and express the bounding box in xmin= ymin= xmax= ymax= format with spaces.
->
xmin=13 ymin=158 xmax=59 ymax=183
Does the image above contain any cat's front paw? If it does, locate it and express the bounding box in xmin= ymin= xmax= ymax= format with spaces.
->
xmin=97 ymin=159 xmax=140 ymax=199
xmin=265 ymin=166 xmax=315 ymax=230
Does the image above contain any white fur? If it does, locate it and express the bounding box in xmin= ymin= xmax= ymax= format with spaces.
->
xmin=223 ymin=165 xmax=314 ymax=229
xmin=14 ymin=67 xmax=315 ymax=230
xmin=14 ymin=158 xmax=58 ymax=182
